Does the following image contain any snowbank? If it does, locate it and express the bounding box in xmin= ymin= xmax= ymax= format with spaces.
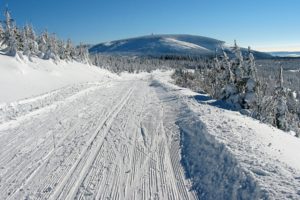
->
xmin=153 ymin=71 xmax=300 ymax=199
xmin=0 ymin=54 xmax=116 ymax=103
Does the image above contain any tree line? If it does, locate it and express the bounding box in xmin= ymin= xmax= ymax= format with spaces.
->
xmin=0 ymin=9 xmax=90 ymax=63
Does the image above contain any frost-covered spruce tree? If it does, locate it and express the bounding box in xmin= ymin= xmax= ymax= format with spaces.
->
xmin=213 ymin=49 xmax=231 ymax=99
xmin=219 ymin=49 xmax=238 ymax=102
xmin=44 ymin=34 xmax=59 ymax=60
xmin=222 ymin=49 xmax=234 ymax=84
xmin=220 ymin=41 xmax=245 ymax=108
xmin=25 ymin=24 xmax=38 ymax=57
xmin=22 ymin=28 xmax=30 ymax=57
xmin=287 ymin=90 xmax=298 ymax=114
xmin=1 ymin=9 xmax=18 ymax=56
xmin=2 ymin=9 xmax=12 ymax=44
xmin=13 ymin=24 xmax=23 ymax=51
xmin=65 ymin=39 xmax=76 ymax=61
xmin=273 ymin=66 xmax=289 ymax=131
xmin=57 ymin=39 xmax=66 ymax=60
xmin=0 ymin=23 xmax=4 ymax=44
xmin=93 ymin=54 xmax=101 ymax=67
xmin=37 ymin=30 xmax=48 ymax=58
xmin=242 ymin=46 xmax=258 ymax=109
xmin=232 ymin=40 xmax=244 ymax=83
xmin=286 ymin=89 xmax=300 ymax=136
xmin=77 ymin=43 xmax=90 ymax=64
xmin=211 ymin=53 xmax=222 ymax=98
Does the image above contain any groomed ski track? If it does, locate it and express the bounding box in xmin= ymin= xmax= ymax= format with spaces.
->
xmin=2 ymin=73 xmax=300 ymax=200
xmin=0 ymin=77 xmax=197 ymax=200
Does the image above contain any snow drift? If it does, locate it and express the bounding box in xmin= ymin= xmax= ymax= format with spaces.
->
xmin=0 ymin=54 xmax=115 ymax=103
xmin=152 ymin=71 xmax=300 ymax=199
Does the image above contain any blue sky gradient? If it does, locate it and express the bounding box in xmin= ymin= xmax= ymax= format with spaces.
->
xmin=2 ymin=0 xmax=300 ymax=51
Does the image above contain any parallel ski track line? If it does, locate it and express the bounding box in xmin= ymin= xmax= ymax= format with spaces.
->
xmin=2 ymin=104 xmax=84 ymax=199
xmin=76 ymin=84 xmax=144 ymax=200
xmin=0 ymin=81 xmax=110 ymax=126
xmin=0 ymin=81 xmax=110 ymax=149
xmin=160 ymin=103 xmax=189 ymax=200
xmin=50 ymin=86 xmax=134 ymax=200
xmin=29 ymin=87 xmax=126 ymax=200
xmin=4 ymin=84 xmax=113 ymax=200
xmin=77 ymin=82 xmax=148 ymax=200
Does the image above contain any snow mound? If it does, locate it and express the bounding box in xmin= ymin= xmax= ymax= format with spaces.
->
xmin=152 ymin=71 xmax=300 ymax=199
xmin=0 ymin=55 xmax=116 ymax=103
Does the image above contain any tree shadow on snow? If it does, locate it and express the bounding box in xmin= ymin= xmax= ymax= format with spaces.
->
xmin=192 ymin=94 xmax=238 ymax=111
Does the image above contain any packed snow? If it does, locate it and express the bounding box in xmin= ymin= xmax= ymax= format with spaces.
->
xmin=1 ymin=55 xmax=300 ymax=199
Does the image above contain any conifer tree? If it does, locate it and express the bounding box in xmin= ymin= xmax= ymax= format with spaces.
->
xmin=273 ymin=66 xmax=289 ymax=130
xmin=243 ymin=47 xmax=258 ymax=109
xmin=37 ymin=30 xmax=48 ymax=58
xmin=65 ymin=39 xmax=76 ymax=60
xmin=0 ymin=23 xmax=4 ymax=43
xmin=77 ymin=43 xmax=89 ymax=64
xmin=2 ymin=9 xmax=17 ymax=56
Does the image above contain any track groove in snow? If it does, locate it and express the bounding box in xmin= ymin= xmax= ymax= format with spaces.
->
xmin=0 ymin=78 xmax=197 ymax=200
xmin=2 ymin=71 xmax=299 ymax=199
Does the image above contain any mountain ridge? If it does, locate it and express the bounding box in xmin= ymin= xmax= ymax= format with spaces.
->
xmin=89 ymin=34 xmax=273 ymax=59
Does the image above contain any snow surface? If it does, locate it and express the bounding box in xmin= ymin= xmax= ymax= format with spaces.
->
xmin=0 ymin=54 xmax=117 ymax=103
xmin=1 ymin=55 xmax=300 ymax=199
xmin=154 ymin=71 xmax=300 ymax=199
xmin=161 ymin=38 xmax=210 ymax=51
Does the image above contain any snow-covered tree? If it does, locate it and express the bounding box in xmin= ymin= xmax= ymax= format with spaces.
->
xmin=273 ymin=66 xmax=289 ymax=130
xmin=232 ymin=40 xmax=244 ymax=82
xmin=76 ymin=43 xmax=89 ymax=64
xmin=1 ymin=9 xmax=18 ymax=56
xmin=0 ymin=23 xmax=4 ymax=43
xmin=25 ymin=24 xmax=38 ymax=56
xmin=0 ymin=8 xmax=91 ymax=64
xmin=37 ymin=30 xmax=48 ymax=58
xmin=57 ymin=40 xmax=66 ymax=60
xmin=65 ymin=39 xmax=76 ymax=61
xmin=242 ymin=47 xmax=258 ymax=109
xmin=22 ymin=28 xmax=30 ymax=57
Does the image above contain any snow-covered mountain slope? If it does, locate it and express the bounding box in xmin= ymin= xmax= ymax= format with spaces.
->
xmin=0 ymin=54 xmax=116 ymax=103
xmin=1 ymin=56 xmax=299 ymax=199
xmin=270 ymin=51 xmax=300 ymax=57
xmin=89 ymin=34 xmax=223 ymax=56
xmin=89 ymin=34 xmax=273 ymax=59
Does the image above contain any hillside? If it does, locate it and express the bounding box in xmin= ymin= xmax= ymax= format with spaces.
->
xmin=89 ymin=34 xmax=273 ymax=59
xmin=270 ymin=51 xmax=300 ymax=57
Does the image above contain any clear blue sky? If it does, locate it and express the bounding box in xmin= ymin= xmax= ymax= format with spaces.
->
xmin=2 ymin=0 xmax=300 ymax=51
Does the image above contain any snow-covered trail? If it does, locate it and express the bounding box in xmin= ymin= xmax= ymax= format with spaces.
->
xmin=0 ymin=77 xmax=197 ymax=200
xmin=2 ymin=71 xmax=300 ymax=200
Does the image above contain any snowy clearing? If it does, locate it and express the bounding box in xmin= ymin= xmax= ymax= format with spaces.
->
xmin=1 ymin=56 xmax=300 ymax=199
